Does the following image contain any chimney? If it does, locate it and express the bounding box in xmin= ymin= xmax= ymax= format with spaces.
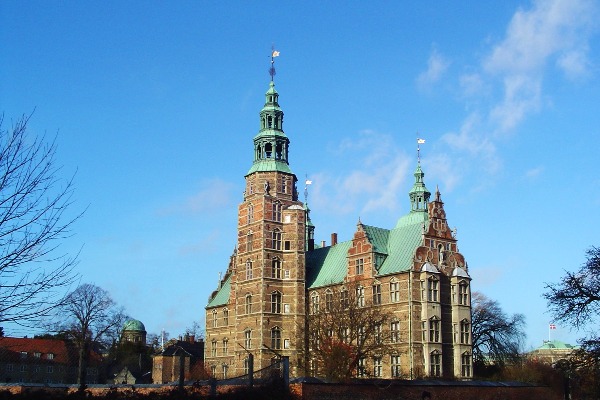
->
xmin=331 ymin=233 xmax=338 ymax=246
xmin=321 ymin=240 xmax=326 ymax=248
xmin=189 ymin=335 xmax=195 ymax=343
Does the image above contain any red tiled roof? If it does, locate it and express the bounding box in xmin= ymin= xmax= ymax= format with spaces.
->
xmin=0 ymin=337 xmax=72 ymax=363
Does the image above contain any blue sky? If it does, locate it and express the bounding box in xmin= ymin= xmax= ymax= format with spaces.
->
xmin=1 ymin=0 xmax=599 ymax=349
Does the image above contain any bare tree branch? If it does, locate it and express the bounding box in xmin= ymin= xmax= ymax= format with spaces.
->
xmin=0 ymin=113 xmax=83 ymax=326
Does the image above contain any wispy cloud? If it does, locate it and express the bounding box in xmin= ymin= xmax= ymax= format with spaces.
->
xmin=484 ymin=0 xmax=596 ymax=134
xmin=423 ymin=0 xmax=597 ymax=191
xmin=311 ymin=130 xmax=411 ymax=217
xmin=525 ymin=166 xmax=544 ymax=180
xmin=157 ymin=178 xmax=236 ymax=216
xmin=417 ymin=48 xmax=450 ymax=88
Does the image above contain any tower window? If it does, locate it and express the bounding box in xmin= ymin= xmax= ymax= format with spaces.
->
xmin=272 ymin=229 xmax=282 ymax=250
xmin=311 ymin=292 xmax=320 ymax=314
xmin=245 ymin=330 xmax=252 ymax=349
xmin=265 ymin=142 xmax=272 ymax=158
xmin=273 ymin=202 xmax=282 ymax=222
xmin=272 ymin=258 xmax=281 ymax=279
xmin=246 ymin=232 xmax=253 ymax=252
xmin=245 ymin=260 xmax=253 ymax=280
xmin=245 ymin=294 xmax=252 ymax=314
xmin=271 ymin=291 xmax=282 ymax=313
xmin=247 ymin=204 xmax=254 ymax=224
xmin=271 ymin=327 xmax=281 ymax=349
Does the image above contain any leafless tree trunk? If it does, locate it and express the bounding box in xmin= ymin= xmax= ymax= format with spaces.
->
xmin=0 ymin=114 xmax=82 ymax=326
xmin=58 ymin=283 xmax=126 ymax=389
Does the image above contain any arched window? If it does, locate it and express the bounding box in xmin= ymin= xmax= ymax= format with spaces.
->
xmin=245 ymin=294 xmax=252 ymax=314
xmin=222 ymin=338 xmax=228 ymax=355
xmin=271 ymin=291 xmax=282 ymax=314
xmin=265 ymin=142 xmax=273 ymax=157
xmin=212 ymin=310 xmax=218 ymax=328
xmin=223 ymin=308 xmax=229 ymax=325
xmin=271 ymin=327 xmax=281 ymax=349
xmin=245 ymin=260 xmax=253 ymax=280
xmin=244 ymin=330 xmax=252 ymax=349
xmin=430 ymin=350 xmax=441 ymax=377
xmin=272 ymin=258 xmax=281 ymax=279
xmin=272 ymin=229 xmax=282 ymax=250
xmin=427 ymin=276 xmax=439 ymax=302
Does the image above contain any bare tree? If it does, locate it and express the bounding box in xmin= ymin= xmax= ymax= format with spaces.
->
xmin=544 ymin=246 xmax=600 ymax=334
xmin=544 ymin=246 xmax=600 ymax=398
xmin=0 ymin=114 xmax=81 ymax=326
xmin=471 ymin=292 xmax=525 ymax=373
xmin=303 ymin=282 xmax=392 ymax=381
xmin=58 ymin=283 xmax=126 ymax=388
xmin=185 ymin=320 xmax=204 ymax=340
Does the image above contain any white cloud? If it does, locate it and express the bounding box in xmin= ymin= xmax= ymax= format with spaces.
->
xmin=417 ymin=48 xmax=450 ymax=88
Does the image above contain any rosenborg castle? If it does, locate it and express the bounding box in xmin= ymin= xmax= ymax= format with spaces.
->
xmin=204 ymin=72 xmax=473 ymax=380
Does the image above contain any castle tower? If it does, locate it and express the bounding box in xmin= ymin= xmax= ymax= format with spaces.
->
xmin=205 ymin=76 xmax=307 ymax=378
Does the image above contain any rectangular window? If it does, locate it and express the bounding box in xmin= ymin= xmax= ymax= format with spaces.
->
xmin=430 ymin=353 xmax=441 ymax=377
xmin=222 ymin=364 xmax=228 ymax=379
xmin=34 ymin=352 xmax=41 ymax=359
xmin=223 ymin=309 xmax=229 ymax=325
xmin=429 ymin=319 xmax=440 ymax=342
xmin=428 ymin=279 xmax=439 ymax=302
xmin=223 ymin=339 xmax=228 ymax=355
xmin=459 ymin=282 xmax=469 ymax=305
xmin=272 ymin=230 xmax=282 ymax=250
xmin=357 ymin=357 xmax=366 ymax=378
xmin=373 ymin=357 xmax=382 ymax=377
xmin=326 ymin=292 xmax=333 ymax=311
xmin=245 ymin=330 xmax=252 ymax=349
xmin=212 ymin=311 xmax=218 ymax=328
xmin=356 ymin=286 xmax=365 ymax=307
xmin=284 ymin=241 xmax=291 ymax=250
xmin=374 ymin=323 xmax=382 ymax=344
xmin=341 ymin=290 xmax=349 ymax=309
xmin=47 ymin=366 xmax=53 ymax=374
xmin=391 ymin=355 xmax=401 ymax=377
xmin=461 ymin=354 xmax=471 ymax=377
xmin=211 ymin=341 xmax=217 ymax=357
xmin=355 ymin=258 xmax=364 ymax=275
xmin=461 ymin=321 xmax=470 ymax=344
xmin=372 ymin=284 xmax=381 ymax=305
xmin=390 ymin=321 xmax=400 ymax=343
xmin=273 ymin=202 xmax=282 ymax=222
xmin=246 ymin=233 xmax=253 ymax=252
xmin=390 ymin=281 xmax=399 ymax=302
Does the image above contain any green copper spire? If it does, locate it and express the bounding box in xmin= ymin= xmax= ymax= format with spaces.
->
xmin=408 ymin=162 xmax=431 ymax=212
xmin=247 ymin=81 xmax=293 ymax=175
